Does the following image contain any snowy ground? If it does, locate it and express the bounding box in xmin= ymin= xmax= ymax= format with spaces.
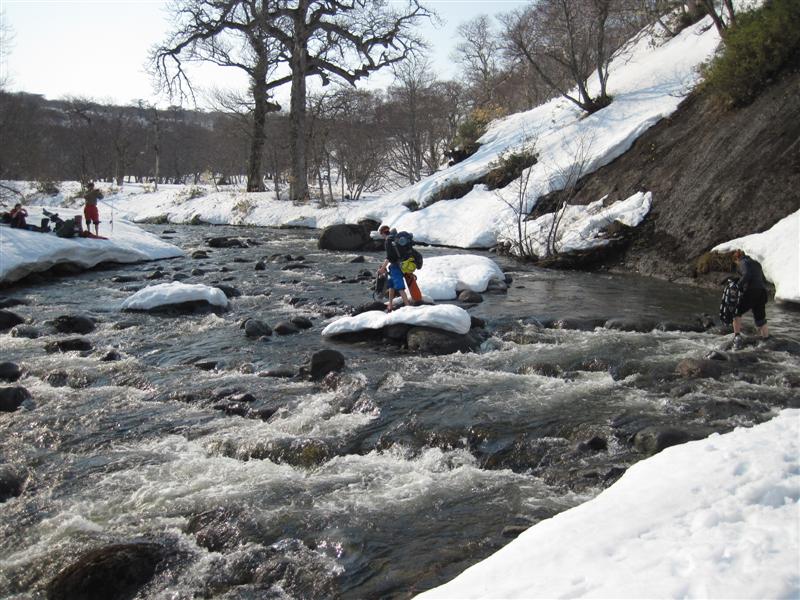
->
xmin=417 ymin=409 xmax=800 ymax=600
xmin=0 ymin=205 xmax=183 ymax=284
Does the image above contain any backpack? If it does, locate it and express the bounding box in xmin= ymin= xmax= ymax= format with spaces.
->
xmin=719 ymin=278 xmax=741 ymax=325
xmin=392 ymin=231 xmax=414 ymax=260
xmin=55 ymin=218 xmax=77 ymax=238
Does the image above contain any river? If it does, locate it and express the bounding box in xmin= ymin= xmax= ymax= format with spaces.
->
xmin=1 ymin=223 xmax=798 ymax=599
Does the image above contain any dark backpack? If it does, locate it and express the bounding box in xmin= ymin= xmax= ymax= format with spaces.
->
xmin=55 ymin=218 xmax=77 ymax=238
xmin=392 ymin=231 xmax=414 ymax=260
xmin=411 ymin=248 xmax=423 ymax=269
xmin=719 ymin=278 xmax=741 ymax=325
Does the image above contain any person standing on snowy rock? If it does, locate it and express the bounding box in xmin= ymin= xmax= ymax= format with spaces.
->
xmin=83 ymin=182 xmax=104 ymax=236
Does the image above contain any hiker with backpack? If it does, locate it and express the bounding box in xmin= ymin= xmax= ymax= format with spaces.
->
xmin=730 ymin=249 xmax=769 ymax=347
xmin=377 ymin=225 xmax=412 ymax=311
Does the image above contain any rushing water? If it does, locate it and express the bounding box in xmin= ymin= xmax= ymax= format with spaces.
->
xmin=1 ymin=224 xmax=799 ymax=599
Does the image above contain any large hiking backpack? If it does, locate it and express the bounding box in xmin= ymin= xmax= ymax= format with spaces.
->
xmin=392 ymin=231 xmax=414 ymax=260
xmin=55 ymin=218 xmax=77 ymax=238
xmin=719 ymin=278 xmax=741 ymax=325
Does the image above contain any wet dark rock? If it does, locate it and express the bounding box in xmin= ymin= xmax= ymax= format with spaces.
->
xmin=258 ymin=368 xmax=296 ymax=378
xmin=485 ymin=279 xmax=509 ymax=293
xmin=576 ymin=436 xmax=608 ymax=453
xmin=273 ymin=321 xmax=300 ymax=335
xmin=215 ymin=284 xmax=242 ymax=298
xmin=110 ymin=275 xmax=139 ymax=283
xmin=101 ymin=350 xmax=123 ymax=362
xmin=187 ymin=507 xmax=268 ymax=552
xmin=354 ymin=301 xmax=387 ymax=315
xmin=758 ymin=336 xmax=800 ymax=355
xmin=171 ymin=273 xmax=189 ymax=281
xmin=213 ymin=402 xmax=250 ymax=417
xmin=51 ymin=314 xmax=96 ymax=335
xmin=604 ymin=317 xmax=658 ymax=332
xmin=191 ymin=250 xmax=209 ymax=259
xmin=45 ymin=338 xmax=94 ymax=353
xmin=45 ymin=542 xmax=163 ymax=600
xmin=384 ymin=323 xmax=411 ymax=341
xmin=113 ymin=320 xmax=139 ymax=330
xmin=0 ymin=297 xmax=27 ymax=309
xmin=318 ymin=223 xmax=372 ymax=251
xmin=458 ymin=290 xmax=483 ymax=303
xmin=675 ymin=358 xmax=723 ymax=379
xmin=194 ymin=360 xmax=219 ymax=371
xmin=501 ymin=525 xmax=529 ymax=538
xmin=190 ymin=268 xmax=206 ymax=276
xmin=300 ymin=349 xmax=346 ymax=381
xmin=656 ymin=320 xmax=706 ymax=332
xmin=10 ymin=324 xmax=40 ymax=339
xmin=0 ymin=386 xmax=30 ymax=412
xmin=546 ymin=317 xmax=605 ymax=331
xmin=349 ymin=255 xmax=366 ymax=263
xmin=233 ymin=257 xmax=251 ymax=263
xmin=282 ymin=262 xmax=311 ymax=271
xmin=250 ymin=438 xmax=331 ymax=468
xmin=162 ymin=229 xmax=177 ymax=234
xmin=470 ymin=316 xmax=487 ymax=329
xmin=0 ymin=464 xmax=26 ymax=501
xmin=0 ymin=310 xmax=25 ymax=332
xmin=0 ymin=362 xmax=22 ymax=382
xmin=633 ymin=426 xmax=692 ymax=455
xmin=46 ymin=371 xmax=69 ymax=387
xmin=244 ymin=319 xmax=272 ymax=339
xmin=254 ymin=261 xmax=266 ymax=271
xmin=207 ymin=236 xmax=248 ymax=248
xmin=290 ymin=316 xmax=313 ymax=329
xmin=406 ymin=327 xmax=481 ymax=355
xmin=520 ymin=362 xmax=562 ymax=378
xmin=145 ymin=270 xmax=166 ymax=280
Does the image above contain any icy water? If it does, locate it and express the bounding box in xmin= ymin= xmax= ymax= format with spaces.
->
xmin=1 ymin=224 xmax=799 ymax=599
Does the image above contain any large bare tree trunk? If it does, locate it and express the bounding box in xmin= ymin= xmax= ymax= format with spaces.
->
xmin=247 ymin=66 xmax=268 ymax=192
xmin=289 ymin=4 xmax=310 ymax=203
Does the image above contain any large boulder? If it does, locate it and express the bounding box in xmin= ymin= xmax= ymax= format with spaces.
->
xmin=51 ymin=314 xmax=96 ymax=335
xmin=300 ymin=349 xmax=346 ymax=381
xmin=406 ymin=327 xmax=481 ymax=355
xmin=0 ymin=362 xmax=22 ymax=382
xmin=0 ymin=310 xmax=25 ymax=332
xmin=0 ymin=386 xmax=30 ymax=412
xmin=318 ymin=224 xmax=372 ymax=251
xmin=46 ymin=543 xmax=163 ymax=600
xmin=0 ymin=464 xmax=26 ymax=502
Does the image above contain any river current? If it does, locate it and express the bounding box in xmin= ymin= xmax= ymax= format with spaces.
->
xmin=1 ymin=224 xmax=798 ymax=599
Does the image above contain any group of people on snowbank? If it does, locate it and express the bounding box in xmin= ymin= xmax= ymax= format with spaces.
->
xmin=2 ymin=182 xmax=106 ymax=239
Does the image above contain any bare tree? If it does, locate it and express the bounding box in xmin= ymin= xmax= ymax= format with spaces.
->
xmin=502 ymin=0 xmax=639 ymax=114
xmin=699 ymin=0 xmax=735 ymax=33
xmin=152 ymin=0 xmax=283 ymax=192
xmin=0 ymin=9 xmax=14 ymax=91
xmin=452 ymin=14 xmax=502 ymax=108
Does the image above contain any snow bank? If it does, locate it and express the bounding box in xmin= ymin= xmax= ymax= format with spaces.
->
xmin=416 ymin=255 xmax=506 ymax=301
xmin=0 ymin=207 xmax=183 ymax=284
xmin=713 ymin=208 xmax=800 ymax=304
xmin=322 ymin=304 xmax=472 ymax=337
xmin=418 ymin=409 xmax=800 ymax=600
xmin=120 ymin=282 xmax=229 ymax=311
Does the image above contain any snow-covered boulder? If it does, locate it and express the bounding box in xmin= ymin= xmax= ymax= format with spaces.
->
xmin=0 ymin=208 xmax=183 ymax=284
xmin=120 ymin=282 xmax=230 ymax=312
xmin=322 ymin=304 xmax=472 ymax=337
xmin=713 ymin=208 xmax=800 ymax=304
xmin=416 ymin=255 xmax=506 ymax=301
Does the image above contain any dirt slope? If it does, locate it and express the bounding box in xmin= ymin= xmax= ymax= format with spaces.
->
xmin=540 ymin=71 xmax=800 ymax=285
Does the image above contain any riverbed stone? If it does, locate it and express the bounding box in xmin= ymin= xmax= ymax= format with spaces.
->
xmin=290 ymin=316 xmax=313 ymax=330
xmin=207 ymin=236 xmax=248 ymax=248
xmin=191 ymin=250 xmax=209 ymax=259
xmin=0 ymin=362 xmax=22 ymax=382
xmin=604 ymin=317 xmax=658 ymax=332
xmin=45 ymin=338 xmax=93 ymax=353
xmin=273 ymin=321 xmax=300 ymax=336
xmin=10 ymin=324 xmax=40 ymax=339
xmin=0 ymin=297 xmax=27 ymax=309
xmin=0 ymin=464 xmax=26 ymax=502
xmin=458 ymin=290 xmax=483 ymax=303
xmin=45 ymin=542 xmax=163 ymax=600
xmin=51 ymin=314 xmax=96 ymax=335
xmin=110 ymin=275 xmax=139 ymax=283
xmin=0 ymin=386 xmax=30 ymax=412
xmin=301 ymin=349 xmax=346 ymax=381
xmin=406 ymin=327 xmax=481 ymax=355
xmin=215 ymin=284 xmax=242 ymax=298
xmin=633 ymin=426 xmax=691 ymax=455
xmin=0 ymin=310 xmax=25 ymax=332
xmin=675 ymin=358 xmax=723 ymax=379
xmin=244 ymin=319 xmax=272 ymax=339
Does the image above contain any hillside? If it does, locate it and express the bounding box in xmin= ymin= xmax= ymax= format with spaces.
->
xmin=539 ymin=69 xmax=800 ymax=285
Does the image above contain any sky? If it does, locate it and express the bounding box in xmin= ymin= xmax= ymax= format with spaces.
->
xmin=0 ymin=0 xmax=528 ymax=109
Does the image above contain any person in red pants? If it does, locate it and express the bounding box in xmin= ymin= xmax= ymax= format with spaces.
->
xmin=83 ymin=182 xmax=104 ymax=236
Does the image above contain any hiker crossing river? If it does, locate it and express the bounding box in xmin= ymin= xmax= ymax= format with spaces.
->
xmin=1 ymin=223 xmax=798 ymax=599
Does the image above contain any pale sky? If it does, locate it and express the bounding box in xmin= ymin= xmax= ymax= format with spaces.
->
xmin=0 ymin=0 xmax=528 ymax=109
